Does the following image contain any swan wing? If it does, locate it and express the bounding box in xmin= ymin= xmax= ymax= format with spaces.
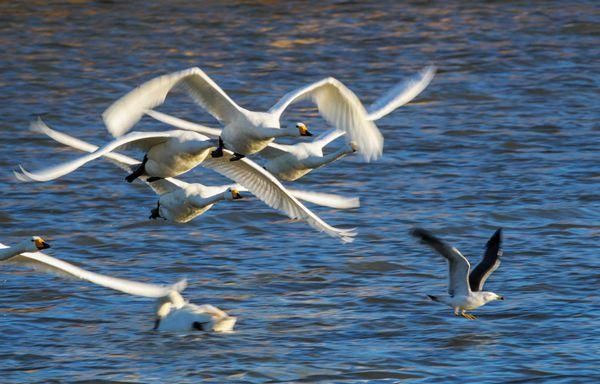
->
xmin=15 ymin=130 xmax=177 ymax=182
xmin=269 ymin=77 xmax=382 ymax=162
xmin=287 ymin=188 xmax=360 ymax=209
xmin=257 ymin=142 xmax=292 ymax=159
xmin=202 ymin=150 xmax=357 ymax=243
xmin=312 ymin=128 xmax=346 ymax=148
xmin=103 ymin=67 xmax=243 ymax=137
xmin=367 ymin=65 xmax=436 ymax=121
xmin=145 ymin=110 xmax=222 ymax=137
xmin=0 ymin=247 xmax=186 ymax=298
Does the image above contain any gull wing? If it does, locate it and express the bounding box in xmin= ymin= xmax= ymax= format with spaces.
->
xmin=15 ymin=130 xmax=179 ymax=183
xmin=31 ymin=119 xmax=186 ymax=195
xmin=103 ymin=67 xmax=244 ymax=137
xmin=202 ymin=150 xmax=357 ymax=243
xmin=269 ymin=77 xmax=383 ymax=162
xmin=0 ymin=245 xmax=186 ymax=298
xmin=411 ymin=228 xmax=471 ymax=296
xmin=469 ymin=228 xmax=503 ymax=292
xmin=145 ymin=110 xmax=223 ymax=137
xmin=367 ymin=65 xmax=436 ymax=121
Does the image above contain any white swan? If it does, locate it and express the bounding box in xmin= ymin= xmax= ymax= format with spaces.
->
xmin=26 ymin=120 xmax=356 ymax=242
xmin=102 ymin=67 xmax=383 ymax=161
xmin=33 ymin=120 xmax=359 ymax=223
xmin=0 ymin=236 xmax=51 ymax=259
xmin=0 ymin=242 xmax=236 ymax=332
xmin=15 ymin=128 xmax=215 ymax=183
xmin=144 ymin=66 xmax=436 ymax=181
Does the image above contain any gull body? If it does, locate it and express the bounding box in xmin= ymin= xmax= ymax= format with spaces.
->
xmin=0 ymin=242 xmax=235 ymax=332
xmin=32 ymin=120 xmax=358 ymax=240
xmin=103 ymin=67 xmax=383 ymax=161
xmin=411 ymin=228 xmax=505 ymax=320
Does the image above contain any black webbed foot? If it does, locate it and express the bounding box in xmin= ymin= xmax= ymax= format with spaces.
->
xmin=126 ymin=155 xmax=148 ymax=183
xmin=192 ymin=321 xmax=209 ymax=331
xmin=146 ymin=177 xmax=163 ymax=183
xmin=230 ymin=153 xmax=245 ymax=161
xmin=149 ymin=202 xmax=165 ymax=220
xmin=211 ymin=137 xmax=224 ymax=158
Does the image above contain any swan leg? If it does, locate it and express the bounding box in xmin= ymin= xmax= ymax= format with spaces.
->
xmin=192 ymin=321 xmax=209 ymax=331
xmin=125 ymin=155 xmax=148 ymax=183
xmin=146 ymin=177 xmax=163 ymax=183
xmin=153 ymin=318 xmax=160 ymax=330
xmin=149 ymin=201 xmax=165 ymax=220
xmin=211 ymin=137 xmax=224 ymax=158
xmin=230 ymin=153 xmax=245 ymax=162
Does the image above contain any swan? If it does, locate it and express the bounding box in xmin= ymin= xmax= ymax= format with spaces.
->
xmin=0 ymin=236 xmax=51 ymax=259
xmin=15 ymin=128 xmax=216 ymax=183
xmin=26 ymin=120 xmax=357 ymax=242
xmin=102 ymin=67 xmax=383 ymax=161
xmin=411 ymin=228 xmax=505 ymax=320
xmin=143 ymin=66 xmax=436 ymax=181
xmin=0 ymin=242 xmax=236 ymax=332
xmin=33 ymin=120 xmax=359 ymax=223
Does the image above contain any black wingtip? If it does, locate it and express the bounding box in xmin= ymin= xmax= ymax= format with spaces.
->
xmin=410 ymin=227 xmax=438 ymax=244
xmin=486 ymin=228 xmax=502 ymax=248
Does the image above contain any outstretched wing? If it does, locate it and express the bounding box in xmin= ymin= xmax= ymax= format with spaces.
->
xmin=286 ymin=188 xmax=360 ymax=209
xmin=103 ymin=67 xmax=244 ymax=137
xmin=269 ymin=77 xmax=382 ymax=162
xmin=469 ymin=228 xmax=503 ymax=292
xmin=367 ymin=65 xmax=436 ymax=121
xmin=145 ymin=110 xmax=223 ymax=137
xmin=0 ymin=245 xmax=185 ymax=298
xmin=15 ymin=130 xmax=178 ymax=182
xmin=31 ymin=119 xmax=185 ymax=195
xmin=202 ymin=150 xmax=357 ymax=243
xmin=411 ymin=228 xmax=471 ymax=296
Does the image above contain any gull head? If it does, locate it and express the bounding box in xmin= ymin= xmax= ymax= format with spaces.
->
xmin=296 ymin=122 xmax=313 ymax=137
xmin=31 ymin=236 xmax=51 ymax=251
xmin=225 ymin=187 xmax=243 ymax=201
xmin=481 ymin=291 xmax=504 ymax=303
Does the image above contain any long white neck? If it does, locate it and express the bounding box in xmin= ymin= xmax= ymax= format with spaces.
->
xmin=268 ymin=127 xmax=301 ymax=138
xmin=188 ymin=191 xmax=225 ymax=208
xmin=0 ymin=242 xmax=30 ymax=260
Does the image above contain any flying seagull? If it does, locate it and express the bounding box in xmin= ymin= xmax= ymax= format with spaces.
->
xmin=411 ymin=228 xmax=505 ymax=320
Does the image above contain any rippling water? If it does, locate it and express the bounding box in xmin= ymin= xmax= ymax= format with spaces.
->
xmin=1 ymin=1 xmax=598 ymax=382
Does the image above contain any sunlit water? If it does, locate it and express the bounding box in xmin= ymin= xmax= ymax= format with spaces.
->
xmin=1 ymin=1 xmax=598 ymax=382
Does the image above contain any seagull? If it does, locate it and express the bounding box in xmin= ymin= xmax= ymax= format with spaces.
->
xmin=411 ymin=228 xmax=505 ymax=320
xmin=102 ymin=67 xmax=383 ymax=162
xmin=143 ymin=65 xmax=436 ymax=181
xmin=33 ymin=119 xmax=359 ymax=219
xmin=0 ymin=236 xmax=51 ymax=259
xmin=15 ymin=128 xmax=216 ymax=183
xmin=25 ymin=119 xmax=357 ymax=242
xmin=0 ymin=242 xmax=236 ymax=332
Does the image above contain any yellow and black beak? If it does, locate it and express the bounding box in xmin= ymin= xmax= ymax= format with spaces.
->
xmin=231 ymin=189 xmax=243 ymax=200
xmin=297 ymin=123 xmax=313 ymax=137
xmin=35 ymin=237 xmax=50 ymax=250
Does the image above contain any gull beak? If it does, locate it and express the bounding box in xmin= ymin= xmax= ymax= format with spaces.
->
xmin=231 ymin=189 xmax=243 ymax=200
xmin=498 ymin=296 xmax=505 ymax=301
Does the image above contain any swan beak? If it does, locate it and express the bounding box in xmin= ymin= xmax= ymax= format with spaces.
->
xmin=297 ymin=122 xmax=313 ymax=137
xmin=231 ymin=189 xmax=243 ymax=200
xmin=34 ymin=237 xmax=50 ymax=250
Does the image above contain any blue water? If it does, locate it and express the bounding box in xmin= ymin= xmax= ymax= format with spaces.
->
xmin=1 ymin=1 xmax=598 ymax=382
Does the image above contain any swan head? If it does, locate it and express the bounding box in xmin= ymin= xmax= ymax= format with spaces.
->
xmin=296 ymin=122 xmax=313 ymax=137
xmin=224 ymin=187 xmax=243 ymax=201
xmin=155 ymin=291 xmax=186 ymax=319
xmin=27 ymin=236 xmax=50 ymax=252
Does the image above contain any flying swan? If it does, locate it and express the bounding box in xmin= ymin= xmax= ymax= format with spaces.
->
xmin=0 ymin=241 xmax=236 ymax=332
xmin=411 ymin=228 xmax=505 ymax=320
xmin=102 ymin=67 xmax=383 ymax=161
xmin=33 ymin=119 xmax=360 ymax=223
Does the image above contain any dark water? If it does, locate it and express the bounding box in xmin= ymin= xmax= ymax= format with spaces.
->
xmin=1 ymin=1 xmax=598 ymax=382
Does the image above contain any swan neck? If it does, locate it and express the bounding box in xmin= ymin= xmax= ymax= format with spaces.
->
xmin=270 ymin=127 xmax=298 ymax=138
xmin=188 ymin=192 xmax=223 ymax=207
xmin=0 ymin=243 xmax=27 ymax=260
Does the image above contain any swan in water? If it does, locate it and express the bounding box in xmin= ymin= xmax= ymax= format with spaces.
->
xmin=15 ymin=129 xmax=215 ymax=183
xmin=411 ymin=228 xmax=505 ymax=320
xmin=33 ymin=120 xmax=359 ymax=223
xmin=102 ymin=67 xmax=383 ymax=161
xmin=0 ymin=236 xmax=51 ymax=259
xmin=21 ymin=120 xmax=356 ymax=242
xmin=144 ymin=66 xmax=436 ymax=181
xmin=0 ymin=242 xmax=235 ymax=332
